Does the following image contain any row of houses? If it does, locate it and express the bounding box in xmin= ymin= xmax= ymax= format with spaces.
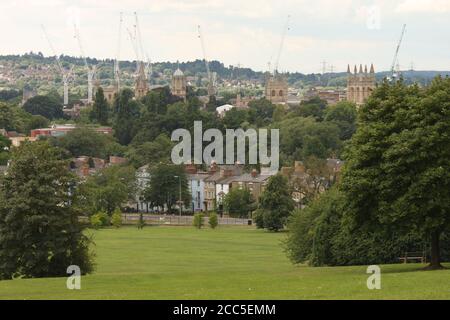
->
xmin=135 ymin=163 xmax=277 ymax=213
xmin=135 ymin=159 xmax=344 ymax=214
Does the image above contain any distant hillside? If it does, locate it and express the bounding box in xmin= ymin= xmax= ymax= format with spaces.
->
xmin=1 ymin=52 xmax=448 ymax=93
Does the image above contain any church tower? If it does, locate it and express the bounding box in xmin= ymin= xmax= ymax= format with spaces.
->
xmin=135 ymin=62 xmax=149 ymax=99
xmin=346 ymin=63 xmax=376 ymax=106
xmin=264 ymin=72 xmax=288 ymax=104
xmin=171 ymin=68 xmax=187 ymax=101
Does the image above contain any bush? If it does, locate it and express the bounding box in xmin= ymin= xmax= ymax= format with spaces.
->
xmin=90 ymin=211 xmax=109 ymax=229
xmin=208 ymin=212 xmax=218 ymax=229
xmin=253 ymin=209 xmax=265 ymax=229
xmin=111 ymin=208 xmax=122 ymax=228
xmin=193 ymin=213 xmax=204 ymax=229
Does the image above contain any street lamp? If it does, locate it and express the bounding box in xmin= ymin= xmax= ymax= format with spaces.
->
xmin=174 ymin=175 xmax=182 ymax=220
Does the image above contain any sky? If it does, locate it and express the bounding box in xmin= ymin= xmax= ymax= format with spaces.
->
xmin=0 ymin=0 xmax=449 ymax=73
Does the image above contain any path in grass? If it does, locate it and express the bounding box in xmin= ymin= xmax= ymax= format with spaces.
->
xmin=0 ymin=226 xmax=449 ymax=299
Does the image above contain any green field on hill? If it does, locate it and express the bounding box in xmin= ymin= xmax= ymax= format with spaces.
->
xmin=0 ymin=226 xmax=449 ymax=300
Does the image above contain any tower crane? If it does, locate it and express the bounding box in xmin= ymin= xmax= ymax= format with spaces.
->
xmin=390 ymin=24 xmax=406 ymax=81
xmin=135 ymin=12 xmax=152 ymax=83
xmin=114 ymin=12 xmax=123 ymax=91
xmin=41 ymin=24 xmax=73 ymax=106
xmin=73 ymin=24 xmax=96 ymax=104
xmin=273 ymin=15 xmax=290 ymax=75
xmin=197 ymin=25 xmax=215 ymax=97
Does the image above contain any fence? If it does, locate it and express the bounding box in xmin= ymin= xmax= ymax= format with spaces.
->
xmin=121 ymin=214 xmax=252 ymax=226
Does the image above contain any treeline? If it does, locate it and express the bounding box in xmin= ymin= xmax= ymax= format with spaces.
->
xmin=285 ymin=76 xmax=450 ymax=269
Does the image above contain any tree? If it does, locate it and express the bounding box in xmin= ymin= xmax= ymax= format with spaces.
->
xmin=0 ymin=141 xmax=94 ymax=279
xmin=90 ymin=87 xmax=109 ymax=125
xmin=324 ymin=101 xmax=357 ymax=140
xmin=111 ymin=208 xmax=122 ymax=228
xmin=193 ymin=213 xmax=204 ymax=229
xmin=295 ymin=97 xmax=327 ymax=120
xmin=223 ymin=187 xmax=255 ymax=218
xmin=340 ymin=77 xmax=450 ymax=269
xmin=284 ymin=188 xmax=430 ymax=266
xmin=77 ymin=165 xmax=136 ymax=215
xmin=255 ymin=174 xmax=295 ymax=231
xmin=113 ymin=89 xmax=140 ymax=145
xmin=126 ymin=134 xmax=173 ymax=168
xmin=209 ymin=212 xmax=218 ymax=229
xmin=53 ymin=127 xmax=125 ymax=159
xmin=23 ymin=95 xmax=63 ymax=119
xmin=144 ymin=164 xmax=190 ymax=213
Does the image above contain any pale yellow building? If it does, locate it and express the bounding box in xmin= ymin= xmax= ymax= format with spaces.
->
xmin=347 ymin=64 xmax=376 ymax=106
xmin=265 ymin=73 xmax=288 ymax=104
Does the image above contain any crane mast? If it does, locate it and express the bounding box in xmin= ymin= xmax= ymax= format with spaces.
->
xmin=41 ymin=24 xmax=72 ymax=106
xmin=134 ymin=12 xmax=151 ymax=84
xmin=74 ymin=24 xmax=96 ymax=104
xmin=197 ymin=25 xmax=215 ymax=97
xmin=390 ymin=24 xmax=406 ymax=80
xmin=273 ymin=15 xmax=290 ymax=75
xmin=114 ymin=12 xmax=123 ymax=92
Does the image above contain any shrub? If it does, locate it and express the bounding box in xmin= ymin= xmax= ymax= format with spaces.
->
xmin=193 ymin=213 xmax=204 ymax=229
xmin=90 ymin=211 xmax=109 ymax=229
xmin=208 ymin=212 xmax=218 ymax=229
xmin=111 ymin=208 xmax=122 ymax=228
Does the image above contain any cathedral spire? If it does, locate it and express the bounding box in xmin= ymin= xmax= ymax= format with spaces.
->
xmin=347 ymin=64 xmax=351 ymax=74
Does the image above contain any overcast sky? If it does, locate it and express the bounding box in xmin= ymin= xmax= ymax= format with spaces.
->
xmin=0 ymin=0 xmax=449 ymax=73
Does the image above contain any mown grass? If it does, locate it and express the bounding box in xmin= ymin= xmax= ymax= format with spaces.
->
xmin=0 ymin=226 xmax=449 ymax=299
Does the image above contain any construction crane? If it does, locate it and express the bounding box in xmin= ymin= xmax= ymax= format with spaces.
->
xmin=133 ymin=12 xmax=152 ymax=83
xmin=197 ymin=25 xmax=215 ymax=97
xmin=114 ymin=12 xmax=123 ymax=91
xmin=273 ymin=15 xmax=291 ymax=75
xmin=41 ymin=24 xmax=73 ymax=106
xmin=73 ymin=24 xmax=96 ymax=104
xmin=390 ymin=24 xmax=406 ymax=81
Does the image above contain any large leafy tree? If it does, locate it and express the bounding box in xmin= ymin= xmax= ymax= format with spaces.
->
xmin=255 ymin=174 xmax=295 ymax=231
xmin=223 ymin=187 xmax=255 ymax=218
xmin=76 ymin=165 xmax=136 ymax=215
xmin=90 ymin=87 xmax=109 ymax=125
xmin=0 ymin=141 xmax=94 ymax=279
xmin=23 ymin=95 xmax=63 ymax=120
xmin=341 ymin=77 xmax=450 ymax=269
xmin=52 ymin=127 xmax=125 ymax=159
xmin=144 ymin=164 xmax=190 ymax=213
xmin=113 ymin=89 xmax=141 ymax=145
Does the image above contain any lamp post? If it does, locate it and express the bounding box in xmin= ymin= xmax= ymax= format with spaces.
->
xmin=174 ymin=175 xmax=182 ymax=222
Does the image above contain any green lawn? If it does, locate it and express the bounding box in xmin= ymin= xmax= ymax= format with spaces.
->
xmin=0 ymin=226 xmax=449 ymax=299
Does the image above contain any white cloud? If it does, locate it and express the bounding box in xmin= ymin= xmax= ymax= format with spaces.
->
xmin=395 ymin=0 xmax=450 ymax=13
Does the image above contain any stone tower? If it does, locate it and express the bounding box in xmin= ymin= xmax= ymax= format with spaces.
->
xmin=171 ymin=68 xmax=187 ymax=101
xmin=347 ymin=64 xmax=376 ymax=106
xmin=135 ymin=62 xmax=149 ymax=99
xmin=265 ymin=72 xmax=288 ymax=104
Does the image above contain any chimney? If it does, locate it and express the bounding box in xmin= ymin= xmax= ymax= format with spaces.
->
xmin=251 ymin=169 xmax=258 ymax=178
xmin=185 ymin=164 xmax=197 ymax=174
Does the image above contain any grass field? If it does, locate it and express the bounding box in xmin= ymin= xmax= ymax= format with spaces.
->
xmin=0 ymin=226 xmax=449 ymax=299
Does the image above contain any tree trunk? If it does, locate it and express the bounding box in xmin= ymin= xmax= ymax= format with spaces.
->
xmin=427 ymin=231 xmax=444 ymax=270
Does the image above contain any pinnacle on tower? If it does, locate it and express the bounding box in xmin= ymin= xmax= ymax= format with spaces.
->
xmin=370 ymin=63 xmax=375 ymax=73
xmin=347 ymin=64 xmax=351 ymax=74
xmin=359 ymin=64 xmax=363 ymax=73
xmin=364 ymin=65 xmax=368 ymax=73
xmin=354 ymin=65 xmax=357 ymax=74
